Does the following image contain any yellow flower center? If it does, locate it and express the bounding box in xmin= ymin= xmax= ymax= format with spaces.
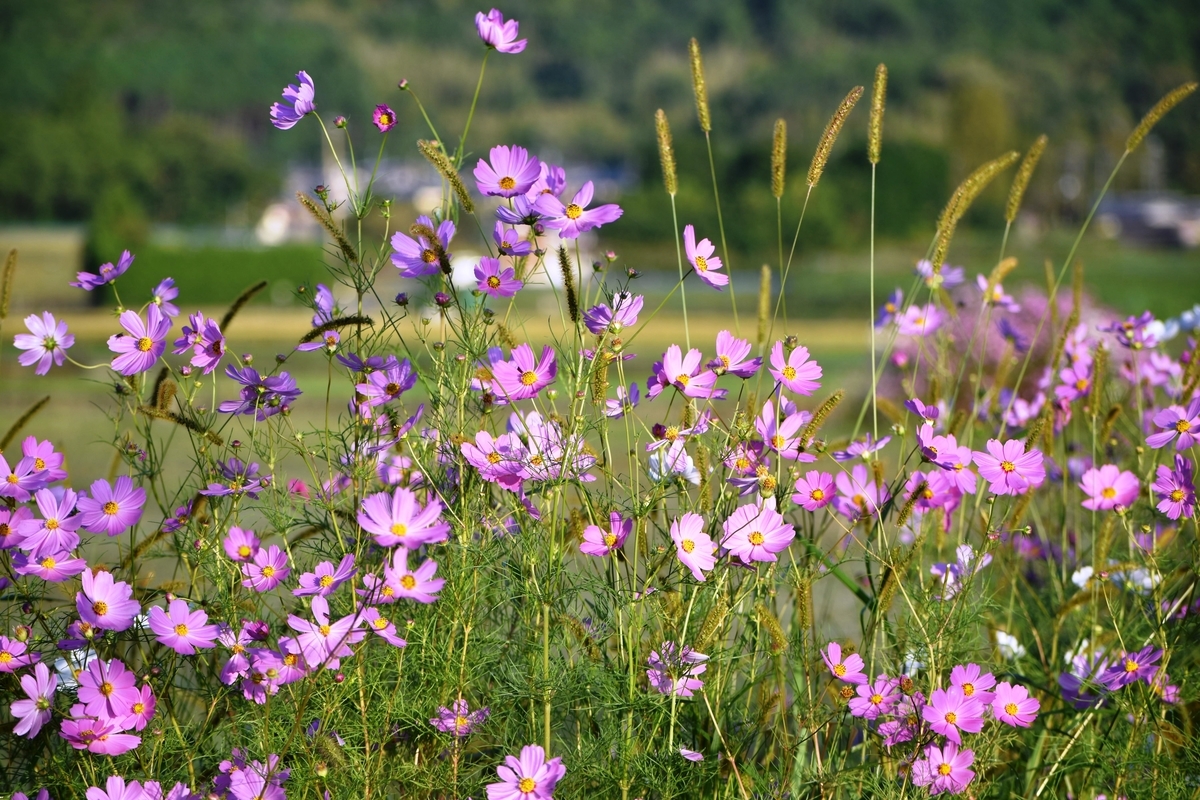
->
xmin=782 ymin=366 xmax=797 ymax=381
xmin=870 ymin=693 xmax=883 ymax=705
xmin=422 ymin=249 xmax=438 ymax=263
xmin=1000 ymin=460 xmax=1015 ymax=473
xmin=810 ymin=488 xmax=825 ymax=501
xmin=1177 ymin=419 xmax=1191 ymax=433
xmin=319 ymin=575 xmax=334 ymax=587
xmin=401 ymin=575 xmax=417 ymax=590
xmin=665 ymin=426 xmax=680 ymax=441
xmin=962 ymin=682 xmax=974 ymax=696
xmin=944 ymin=711 xmax=957 ymax=724
xmin=390 ymin=523 xmax=408 ymax=537
xmin=1075 ymin=378 xmax=1089 ymax=391
xmin=520 ymin=370 xmax=538 ymax=386
xmin=1101 ymin=487 xmax=1116 ymax=499
xmin=34 ymin=458 xmax=46 ymax=470
xmin=261 ymin=566 xmax=275 ymax=578
xmin=499 ymin=176 xmax=516 ymax=191
xmin=238 ymin=545 xmax=252 ymax=558
xmin=676 ymin=373 xmax=690 ymax=386
xmin=0 ymin=523 xmax=8 ymax=538
xmin=136 ymin=337 xmax=153 ymax=352
xmin=40 ymin=556 xmax=56 ymax=569
xmin=530 ymin=454 xmax=544 ymax=466
xmin=385 ymin=382 xmax=401 ymax=396
xmin=45 ymin=518 xmax=60 ymax=531
xmin=487 ymin=276 xmax=501 ymax=289
xmin=174 ymin=623 xmax=189 ymax=636
xmin=833 ymin=663 xmax=847 ymax=677
xmin=284 ymin=654 xmax=299 ymax=666
xmin=379 ymin=113 xmax=394 ymax=126
xmin=455 ymin=714 xmax=469 ymax=729
xmin=518 ymin=777 xmax=537 ymax=793
xmin=100 ymin=681 xmax=114 ymax=696
xmin=1124 ymin=659 xmax=1138 ymax=673
xmin=694 ymin=255 xmax=708 ymax=272
xmin=681 ymin=539 xmax=695 ymax=553
xmin=770 ymin=435 xmax=785 ymax=449
xmin=735 ymin=457 xmax=750 ymax=471
xmin=487 ymin=451 xmax=502 ymax=464
xmin=1170 ymin=489 xmax=1184 ymax=502
xmin=382 ymin=585 xmax=395 ymax=597
xmin=5 ymin=475 xmax=17 ymax=484
xmin=374 ymin=618 xmax=388 ymax=629
xmin=604 ymin=534 xmax=617 ymax=547
xmin=938 ymin=763 xmax=952 ymax=776
xmin=319 ymin=624 xmax=331 ymax=636
xmin=103 ymin=501 xmax=119 ymax=515
xmin=0 ymin=651 xmax=11 ymax=663
xmin=1005 ymin=702 xmax=1018 ymax=715
xmin=720 ymin=355 xmax=730 ymax=368
xmin=565 ymin=204 xmax=583 ymax=220
xmin=93 ymin=601 xmax=109 ymax=616
xmin=749 ymin=531 xmax=765 ymax=545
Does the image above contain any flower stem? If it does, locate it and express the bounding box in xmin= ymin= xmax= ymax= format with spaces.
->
xmin=456 ymin=50 xmax=491 ymax=166
xmin=705 ymin=131 xmax=739 ymax=334
xmin=669 ymin=193 xmax=690 ymax=349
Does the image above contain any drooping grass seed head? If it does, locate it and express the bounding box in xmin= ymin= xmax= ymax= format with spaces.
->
xmin=1126 ymin=82 xmax=1197 ymax=154
xmin=808 ymin=85 xmax=863 ymax=188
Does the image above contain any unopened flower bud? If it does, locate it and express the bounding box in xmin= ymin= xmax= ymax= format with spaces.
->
xmin=398 ymin=79 xmax=409 ymax=90
xmin=432 ymin=341 xmax=445 ymax=352
xmin=627 ymin=268 xmax=641 ymax=279
xmin=13 ymin=625 xmax=31 ymax=642
xmin=593 ymin=260 xmax=604 ymax=272
xmin=241 ymin=353 xmax=254 ymax=365
xmin=276 ymin=353 xmax=287 ymax=363
xmin=546 ymin=389 xmax=558 ymax=401
xmin=316 ymin=762 xmax=329 ymax=778
xmin=434 ymin=292 xmax=452 ymax=307
xmin=394 ymin=292 xmax=409 ymax=307
xmin=179 ymin=365 xmax=193 ymax=377
xmin=605 ymin=250 xmax=617 ymax=261
xmin=334 ymin=116 xmax=347 ymax=128
xmin=335 ymin=672 xmax=346 ymax=683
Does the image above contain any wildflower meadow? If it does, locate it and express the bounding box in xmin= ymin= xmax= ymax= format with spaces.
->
xmin=3 ymin=8 xmax=1200 ymax=799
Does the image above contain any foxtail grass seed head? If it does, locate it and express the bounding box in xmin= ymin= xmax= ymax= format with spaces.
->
xmin=771 ymin=119 xmax=787 ymax=199
xmin=868 ymin=64 xmax=887 ymax=165
xmin=558 ymin=246 xmax=579 ymax=324
xmin=417 ymin=139 xmax=474 ymax=213
xmin=802 ymin=390 xmax=845 ymax=448
xmin=297 ymin=192 xmax=359 ymax=264
xmin=933 ymin=150 xmax=1019 ymax=271
xmin=655 ymin=109 xmax=678 ymax=195
xmin=755 ymin=603 xmax=789 ymax=655
xmin=793 ymin=571 xmax=812 ymax=632
xmin=688 ymin=38 xmax=711 ymax=133
xmin=694 ymin=593 xmax=728 ymax=651
xmin=1005 ymin=134 xmax=1047 ymax=222
xmin=1099 ymin=403 xmax=1123 ymax=445
xmin=807 ymin=85 xmax=863 ymax=188
xmin=757 ymin=264 xmax=772 ymax=346
xmin=1126 ymin=82 xmax=1198 ymax=153
xmin=0 ymin=248 xmax=16 ymax=321
xmin=220 ymin=280 xmax=269 ymax=331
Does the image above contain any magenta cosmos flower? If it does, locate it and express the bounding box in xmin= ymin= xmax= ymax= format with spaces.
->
xmin=646 ymin=641 xmax=708 ymax=697
xmin=821 ymin=642 xmax=866 ymax=684
xmin=14 ymin=312 xmax=74 ymax=375
xmin=1152 ymin=454 xmax=1195 ymax=520
xmin=491 ymin=344 xmax=557 ymax=402
xmin=373 ymin=103 xmax=397 ymax=132
xmin=722 ymin=502 xmax=795 ymax=564
xmin=361 ymin=606 xmax=408 ymax=648
xmin=485 ymin=744 xmax=566 ymax=800
xmin=383 ymin=550 xmax=445 ymax=603
xmin=172 ymin=312 xmax=226 ymax=375
xmin=0 ymin=636 xmax=38 ymax=672
xmin=769 ymin=340 xmax=822 ymax=396
xmin=391 ymin=215 xmax=455 ymax=278
xmin=108 ymin=304 xmax=171 ymax=376
xmin=657 ymin=344 xmax=722 ymax=399
xmin=949 ymin=663 xmax=997 ymax=705
xmin=224 ymin=526 xmax=261 ymax=562
xmin=85 ymin=776 xmax=149 ymax=800
xmin=357 ymin=487 xmax=450 ymax=549
xmin=793 ymin=471 xmax=835 ymax=511
xmin=912 ymin=741 xmax=975 ymax=796
xmin=270 ymin=70 xmax=316 ymax=130
xmin=476 ymin=8 xmax=527 ymax=53
xmin=241 ymin=545 xmax=291 ymax=592
xmin=77 ymin=657 xmax=139 ymax=719
xmin=11 ymin=662 xmax=56 ymax=737
xmin=580 ymin=511 xmax=632 ymax=557
xmin=19 ymin=488 xmax=83 ymax=557
xmin=1079 ymin=465 xmax=1139 ymax=511
xmin=683 ymin=224 xmax=728 ymax=288
xmin=494 ymin=221 xmax=533 ymax=256
xmin=78 ymin=569 xmax=141 ymax=632
xmin=71 ymin=250 xmax=134 ymax=291
xmin=991 ymin=681 xmax=1039 ymax=727
xmin=711 ymin=330 xmax=761 ymax=378
xmin=670 ymin=512 xmax=716 ymax=582
xmin=896 ymin=303 xmax=944 ymax=336
xmin=287 ymin=594 xmax=366 ymax=670
xmin=431 ymin=698 xmax=490 ymax=737
xmin=848 ymin=675 xmax=900 ymax=719
xmin=151 ymin=277 xmax=180 ymax=317
xmin=294 ymin=553 xmax=357 ymax=597
xmin=77 ymin=476 xmax=146 ymax=536
xmin=973 ymin=439 xmax=1046 ymax=496
xmin=13 ymin=550 xmax=87 ymax=582
xmin=60 ymin=714 xmax=140 ymax=755
xmin=148 ymin=599 xmax=219 ymax=655
xmin=583 ymin=291 xmax=642 ymax=335
xmin=1147 ymin=398 xmax=1200 ymax=450
xmin=543 ymin=182 xmax=623 ymax=239
xmin=922 ymin=686 xmax=985 ymax=744
xmin=475 ymin=144 xmax=541 ymax=198
xmin=475 ymin=257 xmax=524 ymax=298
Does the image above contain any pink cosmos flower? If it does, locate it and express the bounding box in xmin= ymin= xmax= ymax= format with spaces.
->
xmin=911 ymin=741 xmax=975 ymax=795
xmin=60 ymin=712 xmax=141 ymax=755
xmin=769 ymin=340 xmax=822 ymax=396
xmin=683 ymin=224 xmax=728 ymax=288
xmin=294 ymin=553 xmax=357 ymax=597
xmin=475 ymin=145 xmax=541 ymax=197
xmin=355 ymin=356 xmax=417 ymax=408
xmin=12 ymin=549 xmax=87 ymax=582
xmin=833 ymin=464 xmax=890 ymax=522
xmin=670 ymin=512 xmax=716 ymax=582
xmin=493 ymin=221 xmax=532 ymax=256
xmin=922 ymin=686 xmax=984 ymax=743
xmin=14 ymin=312 xmax=74 ymax=375
xmin=148 ymin=599 xmax=219 ymax=655
xmin=580 ymin=511 xmax=632 ymax=557
xmin=270 ymin=70 xmax=315 ymax=130
xmin=151 ymin=277 xmax=180 ymax=318
xmin=658 ymin=344 xmax=722 ymax=399
xmin=821 ymin=642 xmax=866 ymax=684
xmin=976 ymin=273 xmax=1020 ymax=312
xmin=108 ymin=304 xmax=171 ymax=376
xmin=604 ymin=382 xmax=639 ymax=419
xmin=372 ymin=103 xmax=397 ymax=132
xmin=896 ymin=303 xmax=944 ymax=336
xmin=991 ymin=681 xmax=1039 ymax=726
xmin=11 ymin=662 xmax=56 ymax=737
xmin=384 ymin=549 xmax=445 ymax=603
xmin=949 ymin=663 xmax=997 ymax=705
xmin=0 ymin=635 xmax=38 ymax=672
xmin=1152 ymin=454 xmax=1195 ymax=520
xmin=583 ymin=291 xmax=642 ymax=335
xmin=1079 ymin=465 xmax=1139 ymax=511
xmin=1054 ymin=363 xmax=1092 ymax=403
xmin=1146 ymin=398 xmax=1200 ymax=450
xmin=78 ymin=570 xmax=141 ymax=632
xmin=77 ymin=476 xmax=146 ymax=536
xmin=241 ymin=545 xmax=291 ymax=592
xmin=287 ymin=595 xmax=366 ymax=670
xmin=20 ymin=435 xmax=67 ymax=484
xmin=928 ymin=435 xmax=977 ymax=494
xmin=488 ymin=343 xmax=557 ymax=403
xmin=357 ymin=487 xmax=450 ymax=549
xmin=85 ymin=776 xmax=147 ymax=800
xmin=71 ymin=249 xmax=134 ymax=291
xmin=19 ymin=488 xmax=83 ymax=557
xmin=125 ymin=684 xmax=156 ymax=731
xmin=680 ymin=748 xmax=704 ymax=762
xmin=848 ymin=675 xmax=900 ymax=719
xmin=77 ymin=657 xmax=139 ymax=719
xmin=756 ymin=399 xmax=814 ymax=462
xmin=646 ymin=641 xmax=708 ymax=697
xmin=461 ymin=430 xmax=528 ymax=490
xmin=792 ymin=471 xmax=835 ymax=511
xmin=361 ymin=607 xmax=408 ymax=648
xmin=721 ymin=502 xmax=795 ymax=564
xmin=0 ymin=506 xmax=31 ymax=550
xmin=475 ymin=257 xmax=524 ymax=297
xmin=223 ymin=526 xmax=261 ymax=562
xmin=485 ymin=744 xmax=566 ymax=800
xmin=0 ymin=453 xmax=40 ymax=502
xmin=973 ymin=439 xmax=1046 ymax=496
xmin=431 ymin=698 xmax=489 ymax=737
xmin=391 ymin=215 xmax=455 ymax=278
xmin=172 ymin=312 xmax=226 ymax=375
xmin=543 ymin=181 xmax=623 ymax=239
xmin=475 ymin=9 xmax=528 ymax=54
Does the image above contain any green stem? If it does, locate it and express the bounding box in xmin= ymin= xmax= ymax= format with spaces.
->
xmin=668 ymin=193 xmax=690 ymax=349
xmin=705 ymin=131 xmax=739 ymax=333
xmin=868 ymin=164 xmax=879 ymax=442
xmin=456 ymin=50 xmax=491 ymax=166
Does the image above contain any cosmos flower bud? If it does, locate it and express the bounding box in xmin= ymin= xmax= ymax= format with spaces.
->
xmin=394 ymin=292 xmax=409 ymax=307
xmin=334 ymin=115 xmax=347 ymax=128
xmin=398 ymin=79 xmax=408 ymax=90
xmin=434 ymin=292 xmax=451 ymax=307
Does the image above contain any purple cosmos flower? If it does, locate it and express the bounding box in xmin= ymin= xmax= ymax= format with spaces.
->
xmin=431 ymin=699 xmax=490 ymax=737
xmin=77 ymin=476 xmax=146 ymax=536
xmin=475 ymin=144 xmax=541 ymax=198
xmin=914 ymin=258 xmax=964 ymax=288
xmin=159 ymin=500 xmax=193 ymax=534
xmin=896 ymin=303 xmax=944 ymax=336
xmin=495 ymin=192 xmax=558 ymax=226
xmin=108 ymin=304 xmax=171 ymax=376
xmin=756 ymin=399 xmax=813 ymax=462
xmin=1100 ymin=645 xmax=1163 ymax=690
xmin=383 ymin=550 xmax=445 ymax=603
xmin=543 ymin=182 xmax=623 ymax=239
xmin=976 ymin=273 xmax=1021 ymax=312
xmin=0 ymin=506 xmax=31 ymax=550
xmin=930 ymin=545 xmax=992 ymax=600
xmin=583 ymin=291 xmax=643 ymax=335
xmin=172 ymin=312 xmax=227 ymax=375
xmin=148 ymin=599 xmax=219 ymax=655
xmin=357 ymin=487 xmax=450 ymax=549
xmin=670 ymin=512 xmax=716 ymax=582
xmin=911 ymin=741 xmax=975 ymax=795
xmin=580 ymin=511 xmax=632 ymax=557
xmin=490 ymin=343 xmax=557 ymax=402
xmin=1153 ymin=454 xmax=1195 ymax=520
xmin=792 ymin=471 xmax=835 ymax=511
xmin=13 ymin=549 xmax=87 ymax=582
xmin=202 ymin=458 xmax=269 ymax=499
xmin=1080 ymin=465 xmax=1139 ymax=511
xmin=461 ymin=430 xmax=528 ymax=491
xmin=218 ymin=365 xmax=302 ymax=420
xmin=0 ymin=454 xmax=41 ymax=503
xmin=769 ymin=340 xmax=822 ymax=396
xmin=151 ymin=277 xmax=180 ymax=317
xmin=287 ymin=595 xmax=366 ymax=670
xmin=14 ymin=312 xmax=74 ymax=375
xmin=821 ymin=642 xmax=866 ymax=684
xmin=683 ymin=224 xmax=728 ymax=288
xmin=361 ymin=607 xmax=407 ymax=648
xmin=832 ymin=432 xmax=891 ymax=462
xmin=19 ymin=488 xmax=83 ymax=556
xmin=655 ymin=344 xmax=724 ymax=400
xmin=604 ymin=382 xmax=639 ymax=419
xmin=486 ymin=744 xmax=566 ymax=800
xmin=973 ymin=439 xmax=1046 ymax=496
xmin=493 ymin=221 xmax=532 ymax=256
xmin=391 ymin=215 xmax=455 ymax=278
xmin=78 ymin=570 xmax=141 ymax=632
xmin=372 ymin=103 xmax=397 ymax=132
xmin=0 ymin=635 xmax=38 ymax=672
xmin=991 ymin=681 xmax=1039 ymax=726
xmin=356 ymin=357 xmax=417 ymax=407
xmin=875 ymin=288 xmax=903 ymax=327
xmin=19 ymin=436 xmax=67 ymax=487
xmin=475 ymin=256 xmax=524 ymax=297
xmin=223 ymin=526 xmax=261 ymax=562
xmin=60 ymin=713 xmax=141 ymax=755
xmin=848 ymin=675 xmax=900 ymax=719
xmin=270 ymin=70 xmax=315 ymax=129
xmin=85 ymin=776 xmax=150 ymax=800
xmin=475 ymin=8 xmax=527 ymax=53
xmin=1102 ymin=311 xmax=1161 ymax=350
xmin=922 ymin=686 xmax=985 ymax=743
xmin=649 ymin=439 xmax=701 ymax=485
xmin=294 ymin=554 xmax=357 ymax=597
xmin=833 ymin=464 xmax=890 ymax=523
xmin=710 ymin=330 xmax=761 ymax=378
xmin=11 ymin=662 xmax=56 ymax=738
xmin=646 ymin=641 xmax=708 ymax=697
xmin=722 ymin=502 xmax=795 ymax=564
xmin=1147 ymin=398 xmax=1200 ymax=450
xmin=241 ymin=650 xmax=286 ymax=702
xmin=241 ymin=545 xmax=291 ymax=592
xmin=71 ymin=250 xmax=134 ymax=291
xmin=77 ymin=657 xmax=139 ymax=719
